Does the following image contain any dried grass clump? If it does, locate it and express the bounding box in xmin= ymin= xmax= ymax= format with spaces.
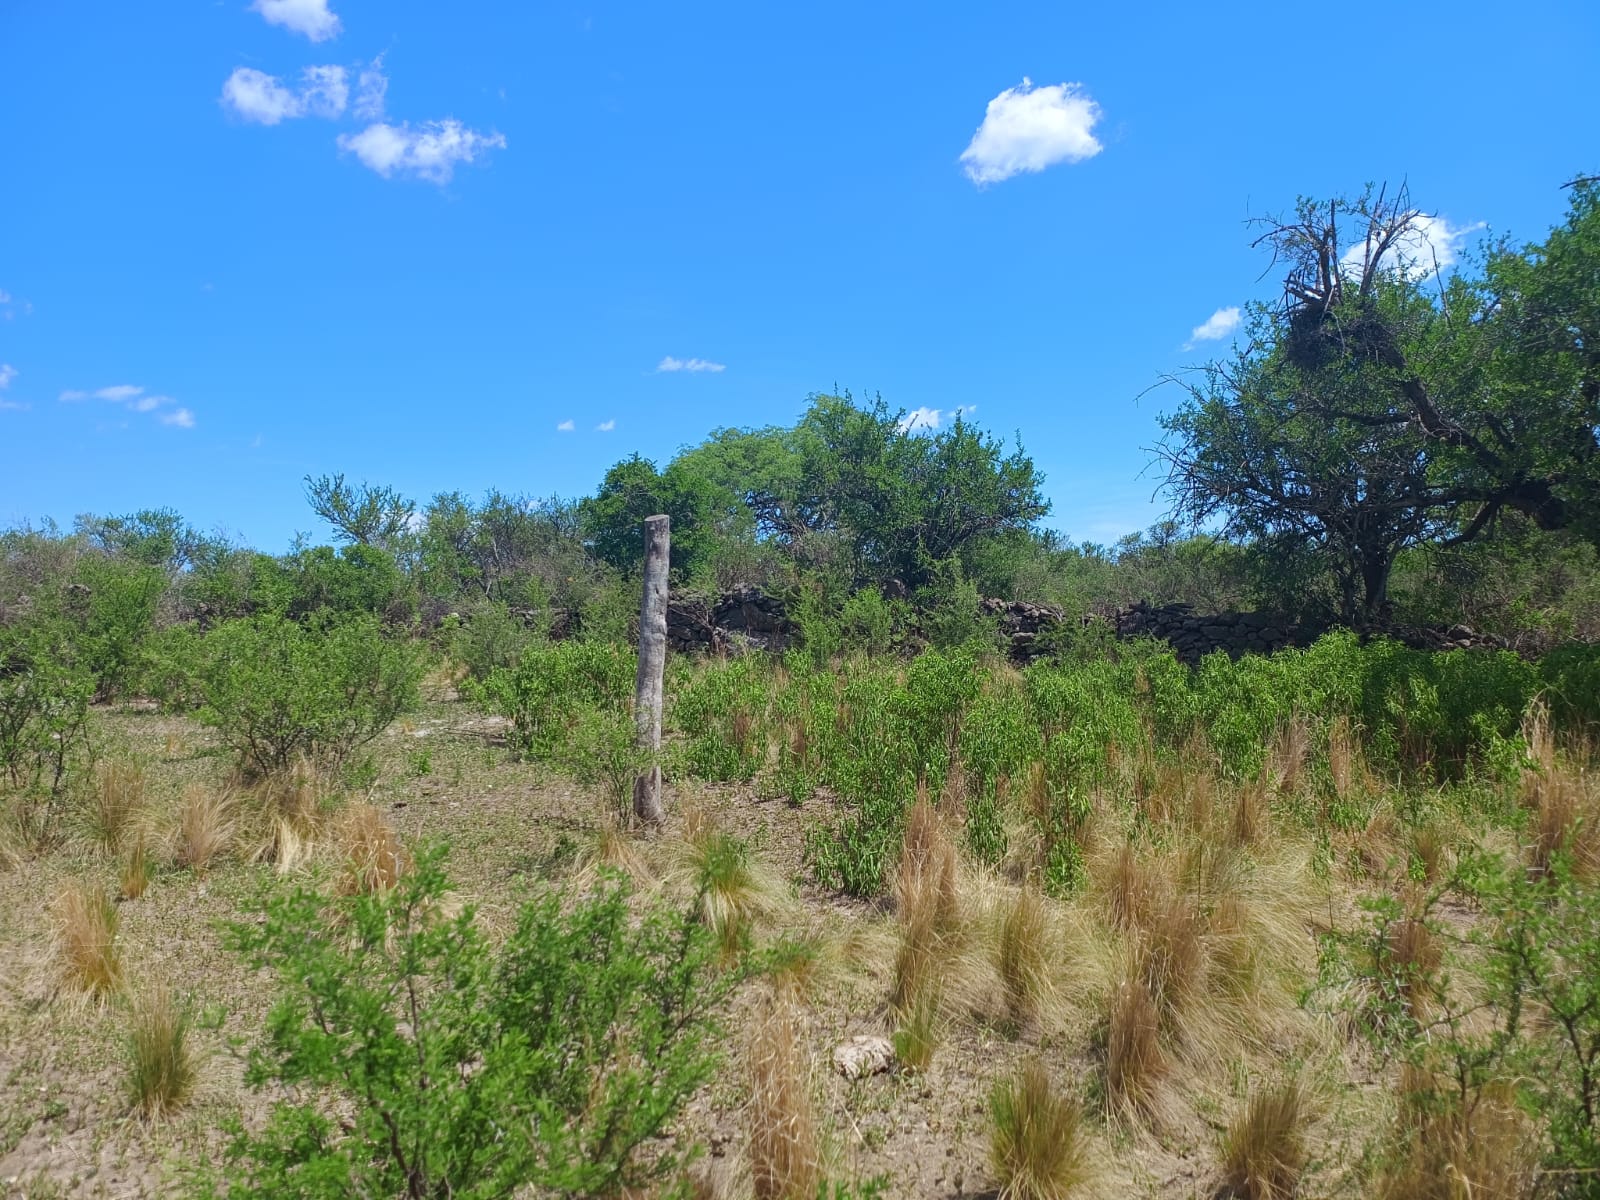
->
xmin=689 ymin=827 xmax=780 ymax=960
xmin=125 ymin=983 xmax=197 ymax=1118
xmin=1376 ymin=1071 xmax=1537 ymax=1200
xmin=337 ymin=803 xmax=410 ymax=895
xmin=746 ymin=999 xmax=821 ymax=1200
xmin=1381 ymin=897 xmax=1441 ymax=1022
xmin=1105 ymin=974 xmax=1164 ymax=1118
xmin=1103 ymin=840 xmax=1162 ymax=934
xmin=1269 ymin=717 xmax=1311 ymax=797
xmin=996 ymin=886 xmax=1052 ymax=1027
xmin=247 ymin=761 xmax=331 ymax=869
xmin=1137 ymin=889 xmax=1208 ymax=1021
xmin=1327 ymin=715 xmax=1358 ymax=800
xmin=120 ymin=834 xmax=151 ymax=900
xmin=173 ymin=784 xmax=236 ymax=872
xmin=87 ymin=758 xmax=146 ymax=855
xmin=892 ymin=984 xmax=942 ymax=1073
xmin=54 ymin=881 xmax=122 ymax=1002
xmin=1231 ymin=779 xmax=1269 ymax=848
xmin=1220 ymin=1079 xmax=1308 ymax=1200
xmin=989 ymin=1059 xmax=1092 ymax=1200
xmin=891 ymin=792 xmax=962 ymax=1016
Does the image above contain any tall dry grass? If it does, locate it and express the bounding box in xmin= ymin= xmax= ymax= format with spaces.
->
xmin=746 ymin=999 xmax=821 ymax=1200
xmin=125 ymin=983 xmax=197 ymax=1118
xmin=989 ymin=1059 xmax=1092 ymax=1200
xmin=1220 ymin=1079 xmax=1308 ymax=1200
xmin=53 ymin=881 xmax=122 ymax=1002
xmin=337 ymin=803 xmax=410 ymax=895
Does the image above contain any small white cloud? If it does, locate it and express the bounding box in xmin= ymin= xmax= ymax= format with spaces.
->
xmin=221 ymin=65 xmax=348 ymax=124
xmin=251 ymin=0 xmax=341 ymax=42
xmin=556 ymin=419 xmax=576 ymax=432
xmin=656 ymin=355 xmax=726 ymax=373
xmin=896 ymin=404 xmax=978 ymax=434
xmin=338 ymin=120 xmax=506 ymax=183
xmin=960 ymin=78 xmax=1103 ymax=185
xmin=1341 ymin=214 xmax=1485 ymax=279
xmin=0 ymin=399 xmax=27 ymax=412
xmin=159 ymin=408 xmax=196 ymax=429
xmin=59 ymin=389 xmax=88 ymax=402
xmin=596 ymin=419 xmax=616 ymax=432
xmin=0 ymin=364 xmax=16 ymax=390
xmin=353 ymin=55 xmax=387 ymax=120
xmin=94 ymin=384 xmax=144 ymax=402
xmin=1184 ymin=306 xmax=1241 ymax=349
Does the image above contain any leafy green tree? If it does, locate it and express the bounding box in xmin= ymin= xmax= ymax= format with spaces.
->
xmin=1160 ymin=189 xmax=1499 ymax=625
xmin=304 ymin=473 xmax=416 ymax=549
xmin=212 ymin=851 xmax=737 ymax=1199
xmin=581 ymin=454 xmax=732 ymax=578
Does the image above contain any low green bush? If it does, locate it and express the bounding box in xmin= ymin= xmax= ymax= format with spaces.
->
xmin=209 ymin=849 xmax=738 ymax=1199
xmin=0 ymin=616 xmax=94 ymax=824
xmin=194 ymin=612 xmax=422 ymax=776
xmin=476 ymin=639 xmax=635 ymax=761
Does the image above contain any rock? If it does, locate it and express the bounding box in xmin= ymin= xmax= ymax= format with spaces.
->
xmin=832 ymin=1035 xmax=895 ymax=1080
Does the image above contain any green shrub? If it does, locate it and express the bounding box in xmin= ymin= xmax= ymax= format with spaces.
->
xmin=69 ymin=555 xmax=167 ymax=700
xmin=447 ymin=599 xmax=538 ymax=682
xmin=0 ymin=618 xmax=94 ymax=826
xmin=211 ymin=849 xmax=738 ymax=1199
xmin=194 ymin=613 xmax=422 ymax=776
xmin=475 ymin=639 xmax=635 ymax=761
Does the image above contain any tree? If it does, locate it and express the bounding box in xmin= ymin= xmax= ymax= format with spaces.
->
xmin=1159 ymin=187 xmax=1514 ymax=625
xmin=580 ymin=455 xmax=730 ymax=578
xmin=303 ymin=473 xmax=416 ymax=549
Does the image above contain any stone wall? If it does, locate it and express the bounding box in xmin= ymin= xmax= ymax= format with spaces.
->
xmin=662 ymin=588 xmax=1505 ymax=663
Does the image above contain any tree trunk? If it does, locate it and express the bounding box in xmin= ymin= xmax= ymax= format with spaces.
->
xmin=632 ymin=514 xmax=670 ymax=827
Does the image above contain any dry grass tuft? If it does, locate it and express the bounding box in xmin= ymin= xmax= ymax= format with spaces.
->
xmin=173 ymin=784 xmax=236 ymax=872
xmin=891 ymin=792 xmax=962 ymax=1016
xmin=746 ymin=999 xmax=821 ymax=1200
xmin=1105 ymin=974 xmax=1164 ymax=1117
xmin=247 ymin=761 xmax=331 ymax=869
xmin=1102 ymin=840 xmax=1162 ymax=934
xmin=996 ymin=886 xmax=1052 ymax=1027
xmin=688 ymin=826 xmax=779 ymax=960
xmin=1376 ymin=1071 xmax=1537 ymax=1200
xmin=1381 ymin=895 xmax=1441 ymax=1022
xmin=892 ymin=983 xmax=942 ymax=1072
xmin=1269 ymin=717 xmax=1311 ymax=797
xmin=1231 ymin=780 xmax=1269 ymax=848
xmin=1138 ymin=895 xmax=1207 ymax=1020
xmin=53 ymin=881 xmax=122 ymax=1002
xmin=989 ymin=1059 xmax=1092 ymax=1200
xmin=1220 ymin=1079 xmax=1308 ymax=1200
xmin=86 ymin=758 xmax=146 ymax=855
xmin=1328 ymin=715 xmax=1357 ymax=800
xmin=120 ymin=834 xmax=151 ymax=900
xmin=125 ymin=983 xmax=197 ymax=1118
xmin=337 ymin=803 xmax=410 ymax=895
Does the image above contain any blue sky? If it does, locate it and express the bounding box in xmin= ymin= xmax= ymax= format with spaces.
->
xmin=2 ymin=1 xmax=1596 ymax=551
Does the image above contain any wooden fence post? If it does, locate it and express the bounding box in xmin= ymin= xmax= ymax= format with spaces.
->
xmin=632 ymin=514 xmax=670 ymax=827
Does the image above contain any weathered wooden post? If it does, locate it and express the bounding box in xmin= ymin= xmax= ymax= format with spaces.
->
xmin=632 ymin=514 xmax=670 ymax=827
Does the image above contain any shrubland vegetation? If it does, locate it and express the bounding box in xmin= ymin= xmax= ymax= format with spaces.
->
xmin=1 ymin=177 xmax=1598 ymax=1198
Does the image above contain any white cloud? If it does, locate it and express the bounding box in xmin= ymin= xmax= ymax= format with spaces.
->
xmin=251 ymin=0 xmax=341 ymax=42
xmin=299 ymin=65 xmax=349 ymax=118
xmin=60 ymin=384 xmax=193 ymax=425
xmin=0 ymin=364 xmax=15 ymax=390
xmin=353 ymin=55 xmax=387 ymax=120
xmin=159 ymin=408 xmax=196 ymax=429
xmin=221 ymin=65 xmax=348 ymax=124
xmin=656 ymin=356 xmax=726 ymax=373
xmin=896 ymin=404 xmax=978 ymax=434
xmin=1340 ymin=214 xmax=1485 ymax=280
xmin=1184 ymin=306 xmax=1241 ymax=349
xmin=94 ymin=384 xmax=144 ymax=402
xmin=556 ymin=419 xmax=576 ymax=432
xmin=960 ymin=78 xmax=1103 ymax=185
xmin=338 ymin=120 xmax=506 ymax=183
xmin=596 ymin=419 xmax=616 ymax=432
xmin=59 ymin=389 xmax=88 ymax=402
xmin=0 ymin=399 xmax=26 ymax=412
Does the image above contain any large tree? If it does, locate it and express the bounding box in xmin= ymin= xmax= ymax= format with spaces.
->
xmin=1161 ymin=182 xmax=1600 ymax=625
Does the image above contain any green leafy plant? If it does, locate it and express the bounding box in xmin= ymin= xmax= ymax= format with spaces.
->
xmin=193 ymin=612 xmax=422 ymax=776
xmin=210 ymin=847 xmax=740 ymax=1199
